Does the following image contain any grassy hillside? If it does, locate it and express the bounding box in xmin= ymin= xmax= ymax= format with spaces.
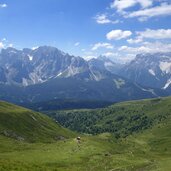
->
xmin=48 ymin=97 xmax=171 ymax=138
xmin=0 ymin=101 xmax=75 ymax=142
xmin=0 ymin=122 xmax=171 ymax=171
xmin=0 ymin=98 xmax=171 ymax=170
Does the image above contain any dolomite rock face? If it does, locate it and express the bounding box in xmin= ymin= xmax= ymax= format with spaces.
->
xmin=120 ymin=52 xmax=171 ymax=90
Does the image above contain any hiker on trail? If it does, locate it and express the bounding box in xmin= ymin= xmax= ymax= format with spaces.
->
xmin=76 ymin=137 xmax=81 ymax=143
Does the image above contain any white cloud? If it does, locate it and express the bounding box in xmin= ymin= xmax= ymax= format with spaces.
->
xmin=119 ymin=42 xmax=171 ymax=54
xmin=111 ymin=0 xmax=136 ymax=11
xmin=127 ymin=37 xmax=143 ymax=44
xmin=83 ymin=55 xmax=97 ymax=61
xmin=102 ymin=52 xmax=118 ymax=57
xmin=118 ymin=54 xmax=136 ymax=63
xmin=106 ymin=29 xmax=132 ymax=40
xmin=32 ymin=46 xmax=39 ymax=50
xmin=8 ymin=44 xmax=13 ymax=47
xmin=74 ymin=42 xmax=80 ymax=46
xmin=2 ymin=38 xmax=6 ymax=41
xmin=103 ymin=51 xmax=135 ymax=64
xmin=119 ymin=45 xmax=150 ymax=53
xmin=92 ymin=42 xmax=114 ymax=51
xmin=0 ymin=42 xmax=4 ymax=49
xmin=111 ymin=0 xmax=153 ymax=12
xmin=138 ymin=0 xmax=153 ymax=8
xmin=0 ymin=4 xmax=7 ymax=8
xmin=137 ymin=29 xmax=171 ymax=39
xmin=127 ymin=3 xmax=171 ymax=20
xmin=0 ymin=38 xmax=14 ymax=49
xmin=94 ymin=14 xmax=119 ymax=24
xmin=110 ymin=1 xmax=171 ymax=21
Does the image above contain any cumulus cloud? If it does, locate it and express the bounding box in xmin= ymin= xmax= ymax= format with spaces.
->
xmin=137 ymin=29 xmax=171 ymax=39
xmin=92 ymin=42 xmax=114 ymax=51
xmin=74 ymin=42 xmax=80 ymax=46
xmin=94 ymin=14 xmax=119 ymax=24
xmin=119 ymin=45 xmax=150 ymax=53
xmin=103 ymin=51 xmax=134 ymax=63
xmin=106 ymin=30 xmax=132 ymax=40
xmin=111 ymin=0 xmax=153 ymax=12
xmin=32 ymin=46 xmax=39 ymax=50
xmin=127 ymin=3 xmax=171 ymax=20
xmin=110 ymin=0 xmax=171 ymax=21
xmin=119 ymin=42 xmax=171 ymax=54
xmin=102 ymin=52 xmax=118 ymax=57
xmin=0 ymin=42 xmax=4 ymax=49
xmin=8 ymin=44 xmax=13 ymax=47
xmin=0 ymin=4 xmax=7 ymax=8
xmin=118 ymin=54 xmax=136 ymax=63
xmin=2 ymin=38 xmax=6 ymax=41
xmin=126 ymin=29 xmax=171 ymax=45
xmin=127 ymin=37 xmax=143 ymax=44
xmin=83 ymin=55 xmax=97 ymax=61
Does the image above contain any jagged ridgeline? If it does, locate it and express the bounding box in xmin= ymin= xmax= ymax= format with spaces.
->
xmin=0 ymin=47 xmax=168 ymax=104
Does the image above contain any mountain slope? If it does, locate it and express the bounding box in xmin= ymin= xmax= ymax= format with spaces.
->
xmin=0 ymin=46 xmax=115 ymax=86
xmin=120 ymin=52 xmax=171 ymax=90
xmin=0 ymin=101 xmax=75 ymax=142
xmin=0 ymin=47 xmax=170 ymax=104
xmin=88 ymin=56 xmax=122 ymax=74
xmin=0 ymin=77 xmax=167 ymax=104
xmin=22 ymin=99 xmax=114 ymax=111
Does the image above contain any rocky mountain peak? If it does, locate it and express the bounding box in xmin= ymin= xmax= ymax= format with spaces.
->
xmin=0 ymin=46 xmax=118 ymax=86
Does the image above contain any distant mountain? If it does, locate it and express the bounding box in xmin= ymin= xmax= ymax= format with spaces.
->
xmin=120 ymin=53 xmax=171 ymax=90
xmin=0 ymin=46 xmax=115 ymax=86
xmin=0 ymin=66 xmax=6 ymax=82
xmin=0 ymin=46 xmax=168 ymax=104
xmin=88 ymin=56 xmax=122 ymax=74
xmin=0 ymin=76 xmax=166 ymax=104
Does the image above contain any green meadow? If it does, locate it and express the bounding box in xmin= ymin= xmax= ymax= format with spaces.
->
xmin=0 ymin=98 xmax=171 ymax=171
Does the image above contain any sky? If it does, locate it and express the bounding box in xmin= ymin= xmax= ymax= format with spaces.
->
xmin=0 ymin=0 xmax=171 ymax=63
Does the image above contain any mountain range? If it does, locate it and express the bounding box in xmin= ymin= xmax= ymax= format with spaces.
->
xmin=0 ymin=46 xmax=170 ymax=104
xmin=120 ymin=53 xmax=171 ymax=91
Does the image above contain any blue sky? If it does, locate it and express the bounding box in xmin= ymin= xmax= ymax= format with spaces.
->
xmin=0 ymin=0 xmax=171 ymax=63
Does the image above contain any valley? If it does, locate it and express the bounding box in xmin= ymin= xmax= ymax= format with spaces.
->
xmin=0 ymin=97 xmax=171 ymax=171
xmin=48 ymin=97 xmax=171 ymax=137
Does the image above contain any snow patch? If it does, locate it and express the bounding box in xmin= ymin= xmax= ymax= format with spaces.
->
xmin=148 ymin=69 xmax=155 ymax=76
xmin=135 ymin=84 xmax=157 ymax=97
xmin=163 ymin=79 xmax=171 ymax=89
xmin=22 ymin=78 xmax=29 ymax=86
xmin=114 ymin=79 xmax=125 ymax=89
xmin=28 ymin=55 xmax=33 ymax=61
xmin=159 ymin=62 xmax=171 ymax=74
xmin=57 ymin=72 xmax=62 ymax=76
